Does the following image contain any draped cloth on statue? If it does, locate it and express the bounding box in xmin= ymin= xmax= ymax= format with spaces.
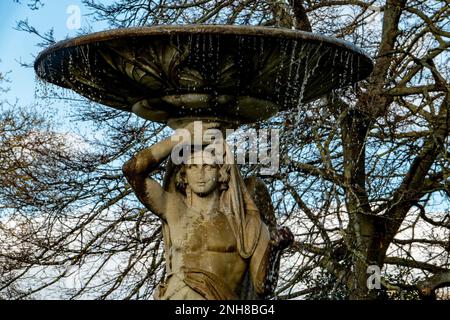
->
xmin=153 ymin=141 xmax=269 ymax=300
xmin=157 ymin=267 xmax=236 ymax=300
xmin=219 ymin=142 xmax=262 ymax=259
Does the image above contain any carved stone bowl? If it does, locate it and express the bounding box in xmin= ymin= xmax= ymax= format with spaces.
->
xmin=35 ymin=25 xmax=373 ymax=124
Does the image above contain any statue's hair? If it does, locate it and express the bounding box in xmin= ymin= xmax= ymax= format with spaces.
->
xmin=175 ymin=162 xmax=231 ymax=194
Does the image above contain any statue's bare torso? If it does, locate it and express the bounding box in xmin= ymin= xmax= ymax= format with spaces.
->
xmin=161 ymin=195 xmax=247 ymax=299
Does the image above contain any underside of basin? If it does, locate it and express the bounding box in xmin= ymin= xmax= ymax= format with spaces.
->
xmin=35 ymin=25 xmax=373 ymax=124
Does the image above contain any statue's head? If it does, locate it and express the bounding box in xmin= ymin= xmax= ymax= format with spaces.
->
xmin=175 ymin=150 xmax=230 ymax=196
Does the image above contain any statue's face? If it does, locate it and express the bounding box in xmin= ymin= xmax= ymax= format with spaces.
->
xmin=185 ymin=152 xmax=219 ymax=196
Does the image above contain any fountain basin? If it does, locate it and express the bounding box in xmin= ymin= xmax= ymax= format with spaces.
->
xmin=35 ymin=25 xmax=373 ymax=124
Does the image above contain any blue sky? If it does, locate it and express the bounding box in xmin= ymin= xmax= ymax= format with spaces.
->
xmin=0 ymin=0 xmax=103 ymax=106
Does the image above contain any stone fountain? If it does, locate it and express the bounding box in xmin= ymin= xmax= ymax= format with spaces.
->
xmin=35 ymin=25 xmax=373 ymax=300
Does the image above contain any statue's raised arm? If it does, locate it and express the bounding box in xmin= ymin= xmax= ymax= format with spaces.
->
xmin=122 ymin=121 xmax=220 ymax=219
xmin=122 ymin=123 xmax=197 ymax=220
xmin=122 ymin=136 xmax=175 ymax=219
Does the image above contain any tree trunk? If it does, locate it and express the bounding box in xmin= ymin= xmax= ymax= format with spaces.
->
xmin=341 ymin=108 xmax=386 ymax=299
xmin=347 ymin=213 xmax=388 ymax=299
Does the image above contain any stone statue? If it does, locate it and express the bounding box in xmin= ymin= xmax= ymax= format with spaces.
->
xmin=123 ymin=121 xmax=293 ymax=300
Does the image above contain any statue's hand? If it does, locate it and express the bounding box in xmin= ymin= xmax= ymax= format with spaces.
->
xmin=271 ymin=226 xmax=294 ymax=251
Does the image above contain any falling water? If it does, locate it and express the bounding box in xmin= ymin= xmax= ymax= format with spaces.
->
xmin=294 ymin=44 xmax=324 ymax=124
xmin=34 ymin=26 xmax=373 ymax=126
xmin=273 ymin=39 xmax=288 ymax=103
xmin=283 ymin=39 xmax=298 ymax=109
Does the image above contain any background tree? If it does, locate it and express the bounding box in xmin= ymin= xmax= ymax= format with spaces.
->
xmin=1 ymin=0 xmax=449 ymax=299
